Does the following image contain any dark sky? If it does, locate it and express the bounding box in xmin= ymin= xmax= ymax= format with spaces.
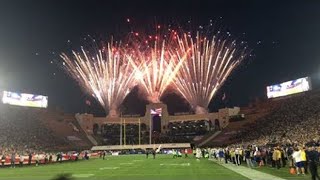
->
xmin=0 ymin=0 xmax=320 ymax=116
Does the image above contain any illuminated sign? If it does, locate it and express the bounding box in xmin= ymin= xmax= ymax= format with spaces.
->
xmin=266 ymin=77 xmax=311 ymax=98
xmin=2 ymin=91 xmax=48 ymax=108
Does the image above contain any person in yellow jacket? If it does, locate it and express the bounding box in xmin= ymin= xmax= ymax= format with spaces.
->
xmin=230 ymin=148 xmax=236 ymax=165
xmin=301 ymin=147 xmax=308 ymax=174
xmin=272 ymin=147 xmax=281 ymax=169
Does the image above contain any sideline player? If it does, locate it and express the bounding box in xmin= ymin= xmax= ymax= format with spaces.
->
xmin=196 ymin=148 xmax=202 ymax=161
xmin=102 ymin=151 xmax=106 ymax=160
xmin=185 ymin=149 xmax=188 ymax=158
xmin=146 ymin=149 xmax=149 ymax=158
xmin=152 ymin=149 xmax=156 ymax=159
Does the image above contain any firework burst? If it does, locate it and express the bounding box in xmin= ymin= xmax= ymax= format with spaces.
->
xmin=59 ymin=20 xmax=248 ymax=114
xmin=128 ymin=39 xmax=186 ymax=103
xmin=60 ymin=42 xmax=138 ymax=117
xmin=173 ymin=32 xmax=247 ymax=114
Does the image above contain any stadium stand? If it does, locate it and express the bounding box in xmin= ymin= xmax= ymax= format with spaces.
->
xmin=96 ymin=119 xmax=212 ymax=145
xmin=167 ymin=120 xmax=210 ymax=136
xmin=205 ymin=91 xmax=320 ymax=148
xmin=39 ymin=111 xmax=92 ymax=150
xmin=0 ymin=104 xmax=92 ymax=155
xmin=230 ymin=91 xmax=320 ymax=147
xmin=204 ymin=98 xmax=282 ymax=146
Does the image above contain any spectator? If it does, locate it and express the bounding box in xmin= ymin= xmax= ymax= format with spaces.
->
xmin=245 ymin=147 xmax=253 ymax=168
xmin=272 ymin=147 xmax=281 ymax=169
xmin=292 ymin=147 xmax=305 ymax=175
xmin=10 ymin=152 xmax=15 ymax=168
xmin=301 ymin=147 xmax=308 ymax=174
xmin=307 ymin=146 xmax=320 ymax=180
xmin=28 ymin=152 xmax=32 ymax=165
xmin=1 ymin=154 xmax=5 ymax=167
xmin=19 ymin=154 xmax=24 ymax=167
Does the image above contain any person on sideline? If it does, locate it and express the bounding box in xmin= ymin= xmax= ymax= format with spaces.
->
xmin=307 ymin=146 xmax=320 ymax=180
xmin=292 ymin=147 xmax=305 ymax=175
xmin=272 ymin=147 xmax=281 ymax=169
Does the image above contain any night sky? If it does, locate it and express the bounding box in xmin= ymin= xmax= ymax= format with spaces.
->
xmin=0 ymin=0 xmax=320 ymax=116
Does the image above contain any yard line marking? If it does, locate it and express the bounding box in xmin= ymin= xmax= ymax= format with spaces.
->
xmin=160 ymin=163 xmax=190 ymax=166
xmin=133 ymin=160 xmax=143 ymax=162
xmin=99 ymin=167 xmax=120 ymax=170
xmin=120 ymin=162 xmax=134 ymax=165
xmin=72 ymin=174 xmax=95 ymax=178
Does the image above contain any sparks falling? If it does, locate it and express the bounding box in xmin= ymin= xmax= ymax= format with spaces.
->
xmin=60 ymin=42 xmax=138 ymax=117
xmin=129 ymin=40 xmax=186 ymax=103
xmin=59 ymin=21 xmax=248 ymax=114
xmin=173 ymin=32 xmax=247 ymax=114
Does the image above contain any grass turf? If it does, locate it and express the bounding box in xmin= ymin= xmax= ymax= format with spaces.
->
xmin=0 ymin=155 xmax=250 ymax=180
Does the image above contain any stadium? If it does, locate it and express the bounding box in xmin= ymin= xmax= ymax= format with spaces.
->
xmin=0 ymin=1 xmax=319 ymax=180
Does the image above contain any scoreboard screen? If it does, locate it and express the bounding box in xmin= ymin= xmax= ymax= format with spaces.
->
xmin=2 ymin=91 xmax=48 ymax=108
xmin=266 ymin=77 xmax=311 ymax=98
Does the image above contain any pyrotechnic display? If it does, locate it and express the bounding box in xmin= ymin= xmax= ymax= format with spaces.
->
xmin=173 ymin=32 xmax=247 ymax=114
xmin=60 ymin=42 xmax=139 ymax=117
xmin=128 ymin=40 xmax=186 ymax=103
xmin=60 ymin=24 xmax=247 ymax=115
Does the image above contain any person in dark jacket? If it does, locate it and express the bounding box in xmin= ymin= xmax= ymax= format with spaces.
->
xmin=28 ymin=153 xmax=32 ymax=165
xmin=307 ymin=146 xmax=320 ymax=180
xmin=152 ymin=149 xmax=156 ymax=159
xmin=10 ymin=153 xmax=15 ymax=168
xmin=1 ymin=154 xmax=6 ymax=167
xmin=102 ymin=151 xmax=106 ymax=160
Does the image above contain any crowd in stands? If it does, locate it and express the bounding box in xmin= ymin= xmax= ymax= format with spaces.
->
xmin=167 ymin=120 xmax=210 ymax=136
xmin=156 ymin=120 xmax=211 ymax=144
xmin=0 ymin=105 xmax=71 ymax=156
xmin=230 ymin=92 xmax=320 ymax=147
xmin=203 ymin=92 xmax=320 ymax=178
xmin=0 ymin=104 xmax=94 ymax=166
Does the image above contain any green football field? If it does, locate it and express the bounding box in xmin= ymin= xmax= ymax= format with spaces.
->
xmin=0 ymin=155 xmax=249 ymax=180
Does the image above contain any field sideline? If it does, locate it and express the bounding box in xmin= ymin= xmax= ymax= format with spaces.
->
xmin=0 ymin=154 xmax=250 ymax=180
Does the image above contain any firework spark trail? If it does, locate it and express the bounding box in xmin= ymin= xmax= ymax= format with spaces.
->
xmin=60 ymin=43 xmax=138 ymax=117
xmin=173 ymin=32 xmax=247 ymax=114
xmin=129 ymin=40 xmax=187 ymax=103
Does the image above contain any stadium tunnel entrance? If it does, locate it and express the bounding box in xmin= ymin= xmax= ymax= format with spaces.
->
xmin=152 ymin=115 xmax=161 ymax=133
xmin=214 ymin=119 xmax=220 ymax=130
